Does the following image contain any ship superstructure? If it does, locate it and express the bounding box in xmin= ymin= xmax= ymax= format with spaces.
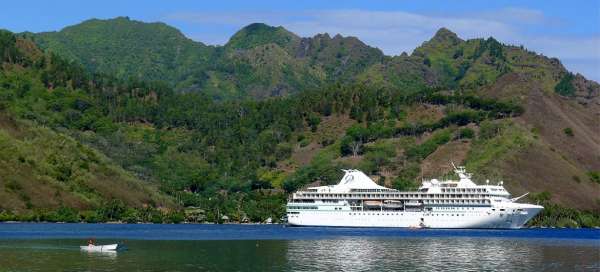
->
xmin=286 ymin=165 xmax=543 ymax=228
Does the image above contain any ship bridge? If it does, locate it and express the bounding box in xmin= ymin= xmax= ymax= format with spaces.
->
xmin=419 ymin=166 xmax=510 ymax=198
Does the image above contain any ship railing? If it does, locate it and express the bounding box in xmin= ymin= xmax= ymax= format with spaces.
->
xmin=295 ymin=194 xmax=490 ymax=200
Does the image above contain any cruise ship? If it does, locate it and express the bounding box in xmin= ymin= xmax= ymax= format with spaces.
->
xmin=286 ymin=165 xmax=543 ymax=229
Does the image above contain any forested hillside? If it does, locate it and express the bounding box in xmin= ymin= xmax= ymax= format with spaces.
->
xmin=0 ymin=31 xmax=185 ymax=222
xmin=1 ymin=18 xmax=599 ymax=226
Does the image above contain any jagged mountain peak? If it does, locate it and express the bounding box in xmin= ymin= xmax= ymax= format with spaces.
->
xmin=431 ymin=27 xmax=463 ymax=44
xmin=225 ymin=22 xmax=300 ymax=50
xmin=239 ymin=23 xmax=283 ymax=33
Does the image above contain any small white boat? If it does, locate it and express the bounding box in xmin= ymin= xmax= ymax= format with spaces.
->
xmin=80 ymin=244 xmax=121 ymax=252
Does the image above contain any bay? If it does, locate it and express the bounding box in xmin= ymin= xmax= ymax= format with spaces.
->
xmin=0 ymin=223 xmax=598 ymax=271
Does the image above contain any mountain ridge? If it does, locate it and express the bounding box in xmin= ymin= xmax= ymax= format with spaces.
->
xmin=29 ymin=17 xmax=599 ymax=100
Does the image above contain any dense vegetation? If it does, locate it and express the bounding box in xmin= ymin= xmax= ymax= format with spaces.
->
xmin=527 ymin=192 xmax=600 ymax=227
xmin=1 ymin=19 xmax=598 ymax=226
xmin=555 ymin=73 xmax=576 ymax=96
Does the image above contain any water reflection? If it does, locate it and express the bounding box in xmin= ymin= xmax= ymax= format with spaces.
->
xmin=285 ymin=239 xmax=379 ymax=271
xmin=285 ymin=238 xmax=597 ymax=271
xmin=0 ymin=237 xmax=597 ymax=271
xmin=82 ymin=250 xmax=118 ymax=260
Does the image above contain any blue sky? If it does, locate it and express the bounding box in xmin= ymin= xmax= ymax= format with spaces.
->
xmin=2 ymin=0 xmax=599 ymax=81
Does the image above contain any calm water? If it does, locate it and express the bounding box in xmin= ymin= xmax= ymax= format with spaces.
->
xmin=0 ymin=224 xmax=598 ymax=271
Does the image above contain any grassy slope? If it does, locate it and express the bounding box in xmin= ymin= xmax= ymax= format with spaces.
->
xmin=0 ymin=112 xmax=172 ymax=213
xmin=0 ymin=34 xmax=175 ymax=218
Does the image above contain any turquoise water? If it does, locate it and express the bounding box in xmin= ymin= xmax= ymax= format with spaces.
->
xmin=0 ymin=224 xmax=598 ymax=271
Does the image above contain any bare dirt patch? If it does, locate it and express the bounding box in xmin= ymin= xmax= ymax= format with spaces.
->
xmin=405 ymin=104 xmax=445 ymax=124
xmin=313 ymin=114 xmax=356 ymax=144
xmin=290 ymin=142 xmax=321 ymax=167
xmin=478 ymin=73 xmax=600 ymax=210
xmin=421 ymin=140 xmax=471 ymax=179
xmin=519 ymin=89 xmax=600 ymax=170
xmin=496 ymin=144 xmax=600 ymax=211
xmin=290 ymin=114 xmax=355 ymax=167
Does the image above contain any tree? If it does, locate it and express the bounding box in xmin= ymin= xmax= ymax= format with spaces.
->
xmin=99 ymin=200 xmax=126 ymax=221
xmin=456 ymin=128 xmax=475 ymax=140
xmin=555 ymin=73 xmax=576 ymax=97
xmin=479 ymin=120 xmax=502 ymax=140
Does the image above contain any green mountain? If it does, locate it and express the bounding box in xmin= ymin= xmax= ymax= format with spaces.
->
xmin=2 ymin=20 xmax=599 ymax=226
xmin=33 ymin=17 xmax=214 ymax=90
xmin=31 ymin=18 xmax=389 ymax=99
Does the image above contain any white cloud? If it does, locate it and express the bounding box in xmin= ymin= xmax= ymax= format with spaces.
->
xmin=519 ymin=36 xmax=600 ymax=60
xmin=163 ymin=8 xmax=600 ymax=81
xmin=281 ymin=10 xmax=515 ymax=55
xmin=474 ymin=7 xmax=547 ymax=25
xmin=164 ymin=11 xmax=291 ymax=26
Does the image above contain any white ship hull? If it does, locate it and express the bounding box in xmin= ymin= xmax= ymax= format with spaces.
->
xmin=288 ymin=205 xmax=542 ymax=229
xmin=287 ymin=168 xmax=544 ymax=229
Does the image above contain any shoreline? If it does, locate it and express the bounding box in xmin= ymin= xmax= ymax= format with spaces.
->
xmin=0 ymin=221 xmax=281 ymax=225
xmin=1 ymin=221 xmax=599 ymax=229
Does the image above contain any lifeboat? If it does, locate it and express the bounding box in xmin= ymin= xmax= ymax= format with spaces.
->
xmin=363 ymin=200 xmax=383 ymax=207
xmin=383 ymin=200 xmax=403 ymax=209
